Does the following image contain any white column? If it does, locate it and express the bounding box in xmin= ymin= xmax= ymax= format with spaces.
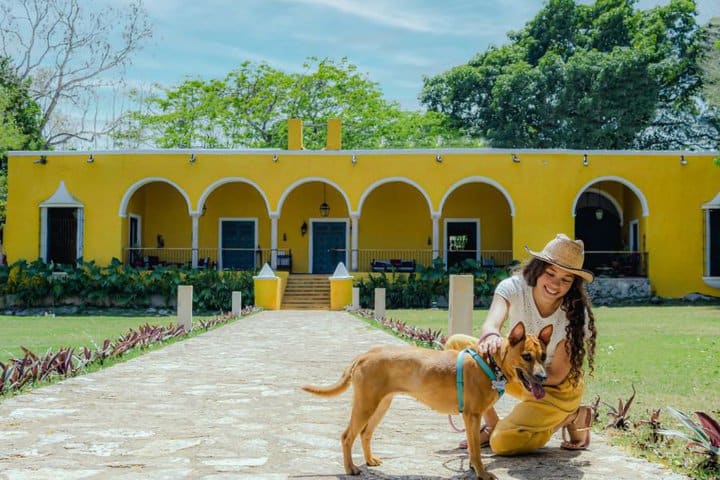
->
xmin=350 ymin=212 xmax=359 ymax=271
xmin=352 ymin=287 xmax=360 ymax=310
xmin=448 ymin=274 xmax=473 ymax=336
xmin=177 ymin=285 xmax=193 ymax=331
xmin=374 ymin=287 xmax=386 ymax=320
xmin=191 ymin=214 xmax=200 ymax=268
xmin=231 ymin=291 xmax=242 ymax=315
xmin=270 ymin=212 xmax=279 ymax=269
xmin=432 ymin=212 xmax=441 ymax=260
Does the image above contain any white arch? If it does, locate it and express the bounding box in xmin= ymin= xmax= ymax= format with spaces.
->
xmin=198 ymin=178 xmax=272 ymax=216
xmin=438 ymin=176 xmax=516 ymax=217
xmin=571 ymin=176 xmax=649 ymax=218
xmin=118 ymin=177 xmax=193 ymax=217
xmin=275 ymin=177 xmax=352 ymax=216
xmin=356 ymin=177 xmax=434 ymax=216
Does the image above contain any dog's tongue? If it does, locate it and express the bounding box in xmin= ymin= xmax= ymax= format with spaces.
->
xmin=531 ymin=382 xmax=546 ymax=400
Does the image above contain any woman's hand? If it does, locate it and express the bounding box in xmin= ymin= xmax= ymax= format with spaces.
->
xmin=477 ymin=331 xmax=502 ymax=355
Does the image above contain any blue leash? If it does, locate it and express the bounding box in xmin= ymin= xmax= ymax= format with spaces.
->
xmin=455 ymin=348 xmax=506 ymax=413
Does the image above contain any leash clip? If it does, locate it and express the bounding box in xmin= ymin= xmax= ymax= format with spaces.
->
xmin=492 ymin=379 xmax=507 ymax=392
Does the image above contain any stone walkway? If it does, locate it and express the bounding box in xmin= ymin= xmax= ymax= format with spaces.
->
xmin=0 ymin=310 xmax=686 ymax=479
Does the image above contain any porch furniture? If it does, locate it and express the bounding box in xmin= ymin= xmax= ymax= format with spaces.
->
xmin=276 ymin=251 xmax=292 ymax=271
xmin=371 ymin=259 xmax=416 ymax=273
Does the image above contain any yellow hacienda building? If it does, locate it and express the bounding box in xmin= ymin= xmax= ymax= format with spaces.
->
xmin=5 ymin=119 xmax=720 ymax=299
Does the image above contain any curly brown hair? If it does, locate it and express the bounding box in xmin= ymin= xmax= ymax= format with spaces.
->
xmin=522 ymin=258 xmax=597 ymax=387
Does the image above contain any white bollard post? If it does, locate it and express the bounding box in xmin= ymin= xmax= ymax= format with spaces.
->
xmin=177 ymin=285 xmax=193 ymax=332
xmin=448 ymin=275 xmax=473 ymax=337
xmin=352 ymin=287 xmax=360 ymax=310
xmin=231 ymin=291 xmax=242 ymax=316
xmin=374 ymin=287 xmax=386 ymax=320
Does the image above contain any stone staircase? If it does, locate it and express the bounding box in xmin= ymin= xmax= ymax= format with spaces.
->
xmin=281 ymin=274 xmax=330 ymax=310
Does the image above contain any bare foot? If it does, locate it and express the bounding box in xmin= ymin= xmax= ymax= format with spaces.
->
xmin=561 ymin=406 xmax=592 ymax=450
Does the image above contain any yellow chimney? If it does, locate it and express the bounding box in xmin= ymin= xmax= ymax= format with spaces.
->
xmin=288 ymin=118 xmax=303 ymax=150
xmin=326 ymin=118 xmax=342 ymax=150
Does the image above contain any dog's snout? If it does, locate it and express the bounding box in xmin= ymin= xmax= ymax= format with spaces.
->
xmin=533 ymin=364 xmax=547 ymax=382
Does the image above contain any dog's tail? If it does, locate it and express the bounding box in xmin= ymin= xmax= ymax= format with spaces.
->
xmin=301 ymin=359 xmax=356 ymax=397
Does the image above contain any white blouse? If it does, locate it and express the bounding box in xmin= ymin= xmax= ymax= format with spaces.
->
xmin=494 ymin=274 xmax=588 ymax=364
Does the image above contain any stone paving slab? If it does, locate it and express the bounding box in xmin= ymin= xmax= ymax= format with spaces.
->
xmin=0 ymin=310 xmax=686 ymax=479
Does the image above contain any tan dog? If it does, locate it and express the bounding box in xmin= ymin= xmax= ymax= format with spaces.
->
xmin=302 ymin=322 xmax=553 ymax=479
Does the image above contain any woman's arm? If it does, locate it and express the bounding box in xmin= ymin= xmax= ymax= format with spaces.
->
xmin=544 ymin=339 xmax=572 ymax=386
xmin=476 ymin=293 xmax=510 ymax=355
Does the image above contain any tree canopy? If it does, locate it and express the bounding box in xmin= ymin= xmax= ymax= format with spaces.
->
xmin=0 ymin=57 xmax=43 ymax=153
xmin=420 ymin=0 xmax=706 ymax=149
xmin=115 ymin=58 xmax=480 ymax=150
xmin=0 ymin=56 xmax=44 ymax=222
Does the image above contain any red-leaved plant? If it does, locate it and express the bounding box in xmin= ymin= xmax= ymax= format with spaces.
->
xmin=0 ymin=309 xmax=256 ymax=396
xmin=604 ymin=384 xmax=636 ymax=430
xmin=660 ymin=407 xmax=720 ymax=471
xmin=353 ymin=309 xmax=446 ymax=348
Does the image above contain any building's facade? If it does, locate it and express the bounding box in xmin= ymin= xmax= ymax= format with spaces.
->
xmin=5 ymin=119 xmax=720 ymax=298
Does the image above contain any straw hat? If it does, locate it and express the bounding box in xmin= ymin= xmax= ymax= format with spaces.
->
xmin=525 ymin=234 xmax=594 ymax=283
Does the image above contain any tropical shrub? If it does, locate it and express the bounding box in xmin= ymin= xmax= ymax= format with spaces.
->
xmin=355 ymin=259 xmax=514 ymax=309
xmin=660 ymin=408 xmax=720 ymax=472
xmin=0 ymin=259 xmax=255 ymax=312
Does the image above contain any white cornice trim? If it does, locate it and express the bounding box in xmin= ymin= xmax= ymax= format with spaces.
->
xmin=9 ymin=148 xmax=718 ymax=157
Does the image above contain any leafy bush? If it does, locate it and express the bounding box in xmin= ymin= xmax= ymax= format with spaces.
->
xmin=660 ymin=408 xmax=720 ymax=472
xmin=355 ymin=258 xmax=514 ymax=309
xmin=0 ymin=259 xmax=255 ymax=312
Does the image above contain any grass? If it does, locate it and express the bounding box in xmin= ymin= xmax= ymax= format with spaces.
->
xmin=382 ymin=306 xmax=719 ymax=415
xmin=379 ymin=305 xmax=720 ymax=478
xmin=0 ymin=314 xmax=214 ymax=361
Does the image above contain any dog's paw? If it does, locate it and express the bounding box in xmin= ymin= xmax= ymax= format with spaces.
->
xmin=366 ymin=456 xmax=382 ymax=467
xmin=345 ymin=463 xmax=361 ymax=476
xmin=471 ymin=463 xmax=496 ymax=480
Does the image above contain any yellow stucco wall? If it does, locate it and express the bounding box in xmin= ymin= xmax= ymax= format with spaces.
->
xmin=6 ymin=146 xmax=719 ymax=298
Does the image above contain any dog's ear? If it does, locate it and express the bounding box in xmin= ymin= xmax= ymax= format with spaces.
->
xmin=508 ymin=322 xmax=526 ymax=346
xmin=538 ymin=324 xmax=553 ymax=347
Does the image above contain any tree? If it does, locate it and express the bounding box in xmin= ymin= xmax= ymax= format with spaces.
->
xmin=115 ymin=58 xmax=476 ymax=149
xmin=700 ymin=18 xmax=720 ymax=110
xmin=0 ymin=0 xmax=152 ymax=147
xmin=0 ymin=56 xmax=44 ymax=222
xmin=420 ymin=0 xmax=705 ymax=149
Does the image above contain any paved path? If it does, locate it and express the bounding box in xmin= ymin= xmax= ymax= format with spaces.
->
xmin=0 ymin=311 xmax=686 ymax=479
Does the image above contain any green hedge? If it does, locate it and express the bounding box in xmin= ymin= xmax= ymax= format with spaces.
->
xmin=0 ymin=258 xmax=255 ymax=312
xmin=354 ymin=257 xmax=515 ymax=309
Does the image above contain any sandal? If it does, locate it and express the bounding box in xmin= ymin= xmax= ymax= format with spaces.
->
xmin=458 ymin=424 xmax=493 ymax=449
xmin=561 ymin=406 xmax=593 ymax=450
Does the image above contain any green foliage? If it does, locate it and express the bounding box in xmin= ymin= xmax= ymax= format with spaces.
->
xmin=0 ymin=259 xmax=255 ymax=312
xmin=660 ymin=407 xmax=720 ymax=472
xmin=0 ymin=57 xmax=44 ymax=153
xmin=354 ymin=260 xmax=512 ymax=309
xmin=0 ymin=56 xmax=45 ymax=222
xmin=114 ymin=57 xmax=467 ymax=149
xmin=421 ymin=0 xmax=704 ymax=149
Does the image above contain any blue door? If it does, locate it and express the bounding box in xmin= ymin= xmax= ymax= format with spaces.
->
xmin=221 ymin=220 xmax=255 ymax=270
xmin=312 ymin=222 xmax=346 ymax=274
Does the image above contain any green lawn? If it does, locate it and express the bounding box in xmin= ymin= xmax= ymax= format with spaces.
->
xmin=0 ymin=315 xmax=200 ymax=360
xmin=382 ymin=306 xmax=720 ymax=417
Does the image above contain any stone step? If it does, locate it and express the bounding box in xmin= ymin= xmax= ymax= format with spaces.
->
xmin=281 ymin=274 xmax=332 ymax=310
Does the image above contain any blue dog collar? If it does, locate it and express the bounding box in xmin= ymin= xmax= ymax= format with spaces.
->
xmin=456 ymin=348 xmax=506 ymax=413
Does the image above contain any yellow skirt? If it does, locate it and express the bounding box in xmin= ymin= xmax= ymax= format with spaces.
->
xmin=445 ymin=334 xmax=584 ymax=455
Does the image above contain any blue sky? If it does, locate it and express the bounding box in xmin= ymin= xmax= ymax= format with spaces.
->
xmin=112 ymin=0 xmax=720 ymax=111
